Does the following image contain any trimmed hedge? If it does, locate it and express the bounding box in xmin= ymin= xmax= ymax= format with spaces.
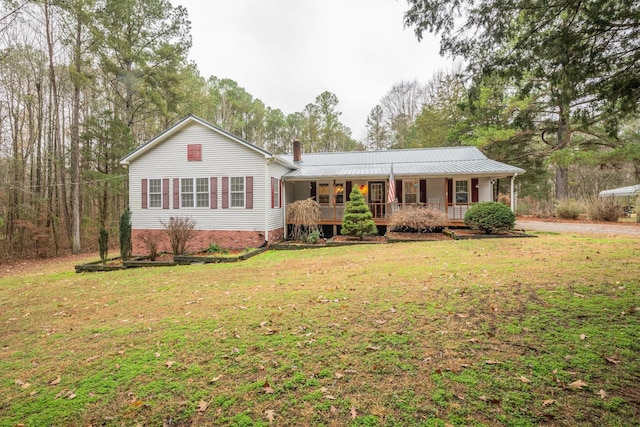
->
xmin=464 ymin=202 xmax=515 ymax=234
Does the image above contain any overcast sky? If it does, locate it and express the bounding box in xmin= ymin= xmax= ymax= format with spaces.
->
xmin=170 ymin=0 xmax=453 ymax=141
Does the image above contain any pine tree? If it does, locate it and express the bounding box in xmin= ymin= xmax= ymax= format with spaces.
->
xmin=341 ymin=186 xmax=378 ymax=240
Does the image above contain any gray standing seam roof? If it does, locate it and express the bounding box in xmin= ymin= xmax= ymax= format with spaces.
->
xmin=280 ymin=147 xmax=525 ymax=179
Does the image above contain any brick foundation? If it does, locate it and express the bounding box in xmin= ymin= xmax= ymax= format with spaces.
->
xmin=132 ymin=228 xmax=284 ymax=256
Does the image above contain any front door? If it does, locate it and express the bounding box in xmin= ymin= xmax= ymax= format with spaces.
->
xmin=369 ymin=181 xmax=384 ymax=218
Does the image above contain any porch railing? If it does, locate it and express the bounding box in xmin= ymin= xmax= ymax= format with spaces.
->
xmin=318 ymin=202 xmax=471 ymax=222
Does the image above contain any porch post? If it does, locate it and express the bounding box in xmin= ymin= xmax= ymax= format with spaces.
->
xmin=510 ymin=174 xmax=516 ymax=211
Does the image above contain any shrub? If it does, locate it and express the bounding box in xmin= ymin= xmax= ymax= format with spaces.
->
xmin=341 ymin=186 xmax=378 ymax=239
xmin=206 ymin=243 xmax=228 ymax=254
xmin=516 ymin=196 xmax=554 ymax=218
xmin=464 ymin=202 xmax=516 ymax=234
xmin=161 ymin=216 xmax=196 ymax=255
xmin=388 ymin=206 xmax=448 ymax=233
xmin=303 ymin=229 xmax=322 ymax=244
xmin=119 ymin=208 xmax=132 ymax=261
xmin=588 ymin=197 xmax=622 ymax=222
xmin=287 ymin=198 xmax=321 ymax=242
xmin=555 ymin=199 xmax=584 ymax=219
xmin=140 ymin=230 xmax=161 ymax=261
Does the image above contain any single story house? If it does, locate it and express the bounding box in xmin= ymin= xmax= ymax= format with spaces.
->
xmin=120 ymin=115 xmax=525 ymax=254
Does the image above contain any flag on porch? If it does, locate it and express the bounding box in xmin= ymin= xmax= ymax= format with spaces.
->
xmin=388 ymin=163 xmax=396 ymax=203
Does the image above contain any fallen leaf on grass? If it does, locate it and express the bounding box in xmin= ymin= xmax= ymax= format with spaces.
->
xmin=604 ymin=356 xmax=621 ymax=365
xmin=365 ymin=345 xmax=380 ymax=351
xmin=154 ymin=352 xmax=160 ymax=358
xmin=542 ymin=399 xmax=556 ymax=407
xmin=519 ymin=376 xmax=532 ymax=383
xmin=49 ymin=377 xmax=61 ymax=386
xmin=569 ymin=379 xmax=587 ymax=390
xmin=599 ymin=389 xmax=608 ymax=399
xmin=335 ymin=372 xmax=344 ymax=379
xmin=485 ymin=360 xmax=502 ymax=365
xmin=330 ymin=405 xmax=339 ymax=416
xmin=350 ymin=407 xmax=357 ymax=419
xmin=263 ymin=380 xmax=274 ymax=394
xmin=210 ymin=375 xmax=222 ymax=383
xmin=165 ymin=360 xmax=175 ymax=368
xmin=196 ymin=400 xmax=208 ymax=413
xmin=580 ymin=334 xmax=587 ymax=340
xmin=265 ymin=409 xmax=276 ymax=423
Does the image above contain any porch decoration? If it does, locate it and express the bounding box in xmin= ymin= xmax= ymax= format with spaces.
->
xmin=341 ymin=186 xmax=378 ymax=240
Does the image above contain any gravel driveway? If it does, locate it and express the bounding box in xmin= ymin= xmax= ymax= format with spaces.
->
xmin=516 ymin=218 xmax=640 ymax=236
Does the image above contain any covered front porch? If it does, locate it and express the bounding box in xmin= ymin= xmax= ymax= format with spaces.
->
xmin=284 ymin=175 xmax=519 ymax=229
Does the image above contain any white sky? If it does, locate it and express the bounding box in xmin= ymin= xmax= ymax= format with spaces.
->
xmin=171 ymin=0 xmax=453 ymax=141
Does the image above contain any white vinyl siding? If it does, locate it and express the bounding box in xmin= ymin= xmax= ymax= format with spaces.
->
xmin=128 ymin=122 xmax=282 ymax=231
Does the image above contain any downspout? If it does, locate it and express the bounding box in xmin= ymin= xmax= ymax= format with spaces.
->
xmin=264 ymin=160 xmax=270 ymax=245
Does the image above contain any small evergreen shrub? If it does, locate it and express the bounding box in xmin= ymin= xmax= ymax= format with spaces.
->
xmin=206 ymin=243 xmax=228 ymax=254
xmin=587 ymin=197 xmax=622 ymax=222
xmin=464 ymin=202 xmax=515 ymax=234
xmin=388 ymin=206 xmax=448 ymax=233
xmin=303 ymin=229 xmax=322 ymax=244
xmin=341 ymin=186 xmax=378 ymax=239
xmin=555 ymin=199 xmax=584 ymax=219
xmin=119 ymin=208 xmax=132 ymax=261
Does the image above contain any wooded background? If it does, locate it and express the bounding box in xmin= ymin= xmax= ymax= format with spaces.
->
xmin=1 ymin=0 xmax=638 ymax=261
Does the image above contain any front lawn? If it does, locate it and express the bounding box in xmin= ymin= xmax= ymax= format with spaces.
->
xmin=0 ymin=234 xmax=638 ymax=426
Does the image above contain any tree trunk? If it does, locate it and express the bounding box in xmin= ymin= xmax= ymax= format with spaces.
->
xmin=70 ymin=13 xmax=82 ymax=253
xmin=555 ymin=103 xmax=571 ymax=200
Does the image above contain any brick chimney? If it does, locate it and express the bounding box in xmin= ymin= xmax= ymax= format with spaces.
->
xmin=293 ymin=138 xmax=301 ymax=162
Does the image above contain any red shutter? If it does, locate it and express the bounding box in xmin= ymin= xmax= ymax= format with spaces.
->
xmin=222 ymin=177 xmax=229 ymax=209
xmin=173 ymin=178 xmax=180 ymax=209
xmin=162 ymin=179 xmax=169 ymax=209
xmin=420 ymin=179 xmax=427 ymax=204
xmin=447 ymin=179 xmax=453 ymax=205
xmin=246 ymin=176 xmax=253 ymax=209
xmin=141 ymin=179 xmax=148 ymax=209
xmin=471 ymin=178 xmax=479 ymax=203
xmin=271 ymin=177 xmax=275 ymax=208
xmin=279 ymin=179 xmax=282 ymax=208
xmin=396 ymin=179 xmax=403 ymax=204
xmin=210 ymin=177 xmax=217 ymax=209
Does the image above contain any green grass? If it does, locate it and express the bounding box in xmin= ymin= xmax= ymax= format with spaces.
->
xmin=0 ymin=235 xmax=639 ymax=426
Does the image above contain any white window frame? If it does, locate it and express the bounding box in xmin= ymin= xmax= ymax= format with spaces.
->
xmin=455 ymin=180 xmax=469 ymax=204
xmin=149 ymin=178 xmax=162 ymax=208
xmin=230 ymin=176 xmax=245 ymax=208
xmin=196 ymin=177 xmax=209 ymax=208
xmin=404 ymin=179 xmax=417 ymax=204
xmin=181 ymin=177 xmax=209 ymax=208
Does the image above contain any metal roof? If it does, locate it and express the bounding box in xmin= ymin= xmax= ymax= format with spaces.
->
xmin=280 ymin=147 xmax=525 ymax=180
xmin=599 ymin=184 xmax=640 ymax=197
